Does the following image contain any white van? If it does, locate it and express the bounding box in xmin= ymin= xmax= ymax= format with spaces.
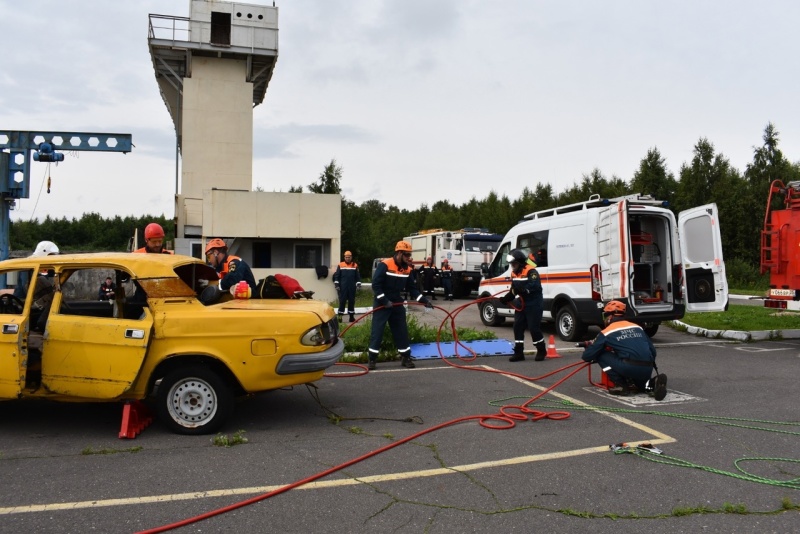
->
xmin=478 ymin=194 xmax=728 ymax=340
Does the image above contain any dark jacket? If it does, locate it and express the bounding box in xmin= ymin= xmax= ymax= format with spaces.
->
xmin=373 ymin=257 xmax=423 ymax=304
xmin=582 ymin=319 xmax=657 ymax=364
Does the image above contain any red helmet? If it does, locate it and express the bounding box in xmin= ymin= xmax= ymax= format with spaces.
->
xmin=205 ymin=238 xmax=228 ymax=255
xmin=144 ymin=223 xmax=165 ymax=240
xmin=603 ymin=301 xmax=627 ymax=317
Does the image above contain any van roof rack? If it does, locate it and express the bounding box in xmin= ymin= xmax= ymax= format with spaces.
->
xmin=522 ymin=193 xmax=668 ymax=220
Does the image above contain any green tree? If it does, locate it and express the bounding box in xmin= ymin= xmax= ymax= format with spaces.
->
xmin=630 ymin=148 xmax=677 ymax=201
xmin=308 ymin=159 xmax=343 ymax=194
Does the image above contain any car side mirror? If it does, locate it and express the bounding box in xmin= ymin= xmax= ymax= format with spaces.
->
xmin=480 ymin=262 xmax=489 ymax=276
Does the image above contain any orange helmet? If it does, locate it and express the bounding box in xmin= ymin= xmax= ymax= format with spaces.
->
xmin=603 ymin=301 xmax=627 ymax=317
xmin=442 ymin=259 xmax=448 ymax=264
xmin=205 ymin=238 xmax=228 ymax=255
xmin=395 ymin=241 xmax=412 ymax=252
xmin=144 ymin=223 xmax=165 ymax=240
xmin=344 ymin=250 xmax=352 ymax=256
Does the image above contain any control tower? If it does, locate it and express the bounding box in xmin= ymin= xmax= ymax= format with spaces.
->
xmin=147 ymin=0 xmax=278 ymax=239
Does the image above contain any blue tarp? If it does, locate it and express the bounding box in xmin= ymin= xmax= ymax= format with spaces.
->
xmin=409 ymin=339 xmax=514 ymax=359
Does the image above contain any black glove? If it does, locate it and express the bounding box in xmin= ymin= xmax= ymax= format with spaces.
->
xmin=422 ymin=298 xmax=433 ymax=309
xmin=500 ymin=292 xmax=514 ymax=304
xmin=382 ymin=297 xmax=393 ymax=308
xmin=576 ymin=340 xmax=592 ymax=348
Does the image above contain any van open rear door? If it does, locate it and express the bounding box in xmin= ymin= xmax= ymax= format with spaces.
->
xmin=678 ymin=203 xmax=728 ymax=312
xmin=597 ymin=200 xmax=632 ymax=301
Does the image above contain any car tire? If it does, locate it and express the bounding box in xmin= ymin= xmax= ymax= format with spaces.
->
xmin=555 ymin=305 xmax=586 ymax=342
xmin=480 ymin=299 xmax=505 ymax=326
xmin=643 ymin=322 xmax=660 ymax=338
xmin=157 ymin=365 xmax=234 ymax=435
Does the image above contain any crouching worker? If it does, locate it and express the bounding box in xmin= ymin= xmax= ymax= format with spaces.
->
xmin=581 ymin=301 xmax=667 ymax=400
xmin=368 ymin=240 xmax=432 ymax=371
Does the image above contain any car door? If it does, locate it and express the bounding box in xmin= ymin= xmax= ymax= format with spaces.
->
xmin=597 ymin=200 xmax=632 ymax=300
xmin=0 ymin=272 xmax=28 ymax=398
xmin=678 ymin=203 xmax=729 ymax=312
xmin=41 ymin=291 xmax=153 ymax=399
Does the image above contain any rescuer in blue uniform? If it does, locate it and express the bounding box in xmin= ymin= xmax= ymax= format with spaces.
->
xmin=417 ymin=256 xmax=439 ymax=300
xmin=333 ymin=250 xmax=361 ymax=322
xmin=500 ymin=249 xmax=545 ymax=362
xmin=368 ymin=241 xmax=432 ymax=370
xmin=581 ymin=300 xmax=667 ymax=400
xmin=440 ymin=259 xmax=454 ymax=301
xmin=204 ymin=238 xmax=256 ymax=293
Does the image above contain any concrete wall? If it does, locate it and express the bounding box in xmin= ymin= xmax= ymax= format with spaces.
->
xmin=181 ymin=57 xmax=253 ymax=199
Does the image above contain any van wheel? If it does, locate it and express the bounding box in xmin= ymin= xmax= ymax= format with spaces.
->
xmin=480 ymin=300 xmax=505 ymax=326
xmin=157 ymin=366 xmax=233 ymax=435
xmin=643 ymin=322 xmax=660 ymax=338
xmin=556 ymin=306 xmax=586 ymax=342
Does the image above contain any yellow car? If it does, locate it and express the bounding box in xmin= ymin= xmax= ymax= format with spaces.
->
xmin=0 ymin=253 xmax=342 ymax=434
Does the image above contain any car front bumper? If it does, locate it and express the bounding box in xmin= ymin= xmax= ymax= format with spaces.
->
xmin=275 ymin=339 xmax=345 ymax=375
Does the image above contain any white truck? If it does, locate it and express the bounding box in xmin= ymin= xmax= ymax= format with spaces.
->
xmin=404 ymin=228 xmax=504 ymax=298
xmin=478 ymin=194 xmax=729 ymax=340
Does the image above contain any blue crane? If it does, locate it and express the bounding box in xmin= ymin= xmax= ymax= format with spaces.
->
xmin=0 ymin=130 xmax=133 ymax=273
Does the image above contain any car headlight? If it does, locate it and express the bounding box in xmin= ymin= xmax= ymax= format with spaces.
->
xmin=300 ymin=318 xmax=339 ymax=346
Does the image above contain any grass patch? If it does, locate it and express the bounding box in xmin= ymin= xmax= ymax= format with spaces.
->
xmin=679 ymin=304 xmax=800 ymax=331
xmin=211 ymin=430 xmax=248 ymax=447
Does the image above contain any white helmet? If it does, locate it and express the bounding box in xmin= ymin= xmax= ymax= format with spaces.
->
xmin=31 ymin=241 xmax=59 ymax=257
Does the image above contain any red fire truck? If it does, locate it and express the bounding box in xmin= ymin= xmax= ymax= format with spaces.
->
xmin=761 ymin=180 xmax=800 ymax=309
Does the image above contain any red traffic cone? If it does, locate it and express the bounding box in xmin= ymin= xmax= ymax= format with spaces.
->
xmin=545 ymin=335 xmax=562 ymax=359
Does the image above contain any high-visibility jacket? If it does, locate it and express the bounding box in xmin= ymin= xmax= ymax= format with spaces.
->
xmin=372 ymin=257 xmax=423 ymax=304
xmin=509 ymin=264 xmax=543 ymax=306
xmin=333 ymin=261 xmax=361 ymax=293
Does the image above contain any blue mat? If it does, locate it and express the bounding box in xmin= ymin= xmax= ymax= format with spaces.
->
xmin=409 ymin=339 xmax=514 ymax=359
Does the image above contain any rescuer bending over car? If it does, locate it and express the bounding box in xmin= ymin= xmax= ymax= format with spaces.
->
xmin=581 ymin=301 xmax=668 ymax=400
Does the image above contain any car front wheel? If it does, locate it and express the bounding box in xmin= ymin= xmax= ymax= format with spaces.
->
xmin=555 ymin=305 xmax=586 ymax=342
xmin=157 ymin=365 xmax=233 ymax=435
xmin=480 ymin=299 xmax=505 ymax=326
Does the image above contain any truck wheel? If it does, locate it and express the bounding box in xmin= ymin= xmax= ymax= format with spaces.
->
xmin=480 ymin=300 xmax=505 ymax=326
xmin=643 ymin=322 xmax=660 ymax=338
xmin=157 ymin=365 xmax=234 ymax=435
xmin=555 ymin=305 xmax=586 ymax=342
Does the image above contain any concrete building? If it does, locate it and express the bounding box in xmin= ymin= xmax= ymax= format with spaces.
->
xmin=148 ymin=0 xmax=341 ymax=301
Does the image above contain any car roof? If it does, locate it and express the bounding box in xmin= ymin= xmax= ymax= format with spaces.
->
xmin=0 ymin=252 xmax=206 ymax=279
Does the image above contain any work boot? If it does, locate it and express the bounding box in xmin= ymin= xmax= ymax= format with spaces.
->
xmin=349 ymin=314 xmax=356 ymax=323
xmin=653 ymin=374 xmax=668 ymax=401
xmin=400 ymin=353 xmax=416 ymax=368
xmin=608 ymin=385 xmax=631 ymax=397
xmin=367 ymin=360 xmax=376 ymax=371
xmin=534 ymin=341 xmax=547 ymax=361
xmin=509 ymin=346 xmax=525 ymax=362
xmin=337 ymin=313 xmax=343 ymax=322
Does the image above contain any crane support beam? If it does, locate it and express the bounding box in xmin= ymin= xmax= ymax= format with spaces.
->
xmin=0 ymin=131 xmax=132 ymax=200
xmin=0 ymin=130 xmax=133 ymax=273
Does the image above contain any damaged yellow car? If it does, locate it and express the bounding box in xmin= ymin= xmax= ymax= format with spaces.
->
xmin=0 ymin=253 xmax=342 ymax=434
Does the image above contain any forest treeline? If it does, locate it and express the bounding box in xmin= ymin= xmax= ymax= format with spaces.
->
xmin=10 ymin=123 xmax=798 ymax=289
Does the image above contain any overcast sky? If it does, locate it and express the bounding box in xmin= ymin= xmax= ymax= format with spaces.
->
xmin=1 ymin=0 xmax=798 ymax=223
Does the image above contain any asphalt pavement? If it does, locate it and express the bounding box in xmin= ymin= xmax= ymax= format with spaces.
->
xmin=0 ymin=297 xmax=797 ymax=533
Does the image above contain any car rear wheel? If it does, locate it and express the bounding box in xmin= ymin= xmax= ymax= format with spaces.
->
xmin=480 ymin=299 xmax=505 ymax=326
xmin=157 ymin=365 xmax=233 ymax=435
xmin=643 ymin=322 xmax=660 ymax=338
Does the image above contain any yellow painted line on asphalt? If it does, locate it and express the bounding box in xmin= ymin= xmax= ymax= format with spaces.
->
xmin=0 ymin=363 xmax=675 ymax=516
